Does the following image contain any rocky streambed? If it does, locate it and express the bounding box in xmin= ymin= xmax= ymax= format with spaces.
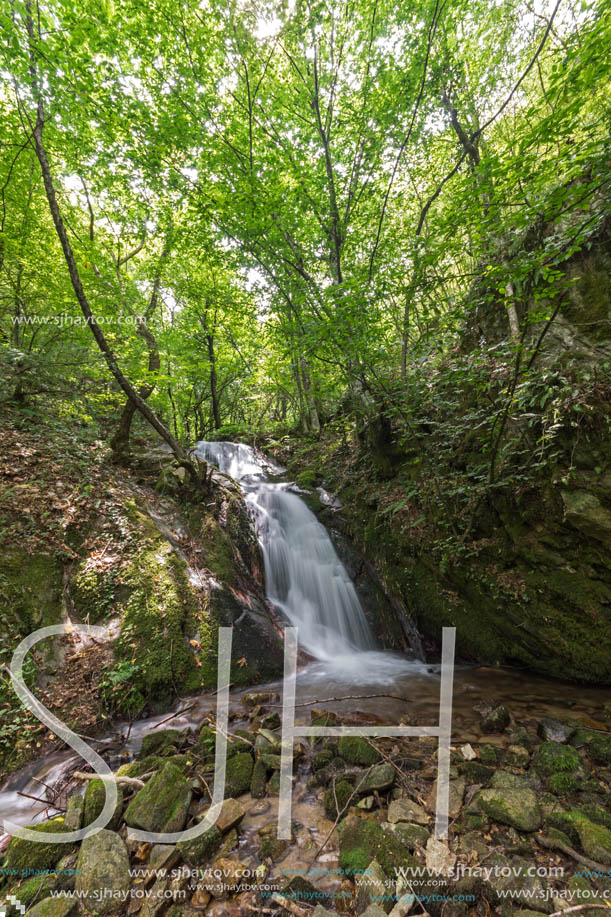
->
xmin=2 ymin=687 xmax=611 ymax=917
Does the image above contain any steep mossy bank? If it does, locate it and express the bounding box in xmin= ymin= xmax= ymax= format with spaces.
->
xmin=264 ymin=228 xmax=611 ymax=683
xmin=0 ymin=417 xmax=282 ymax=778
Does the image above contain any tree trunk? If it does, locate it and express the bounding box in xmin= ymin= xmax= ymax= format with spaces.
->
xmin=23 ymin=9 xmax=195 ymax=472
xmin=207 ymin=333 xmax=221 ymax=430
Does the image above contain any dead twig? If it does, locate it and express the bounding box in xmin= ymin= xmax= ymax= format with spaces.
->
xmin=72 ymin=771 xmax=145 ymax=789
xmin=16 ymin=791 xmax=66 ymax=812
xmin=536 ymin=833 xmax=611 ymax=873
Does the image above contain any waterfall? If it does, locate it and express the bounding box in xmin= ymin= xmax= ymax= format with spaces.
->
xmin=194 ymin=441 xmax=375 ymax=661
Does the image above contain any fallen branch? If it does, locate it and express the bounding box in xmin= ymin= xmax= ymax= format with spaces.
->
xmin=268 ymin=692 xmax=407 ymax=708
xmin=549 ymin=907 xmax=611 ymax=917
xmin=72 ymin=771 xmax=145 ymax=789
xmin=154 ymin=702 xmax=197 ymax=729
xmin=536 ymin=833 xmax=611 ymax=873
xmin=16 ymin=791 xmax=66 ymax=812
xmin=270 ymin=893 xmax=314 ymax=915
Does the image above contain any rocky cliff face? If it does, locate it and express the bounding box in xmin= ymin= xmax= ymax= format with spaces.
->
xmin=273 ymin=222 xmax=611 ymax=683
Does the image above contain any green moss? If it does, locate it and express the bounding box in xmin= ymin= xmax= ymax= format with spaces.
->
xmin=139 ymin=729 xmax=183 ymax=758
xmin=224 ymin=752 xmax=254 ymax=797
xmin=71 ymin=564 xmax=116 ymax=624
xmin=177 ymin=826 xmax=222 ymax=866
xmin=589 ymin=735 xmax=611 ymax=765
xmin=250 ymin=759 xmax=268 ymax=798
xmin=124 ymin=762 xmax=191 ymax=833
xmin=323 ymin=780 xmax=354 ymax=819
xmin=83 ymin=779 xmax=124 ymax=830
xmin=531 ymin=742 xmax=583 ymax=776
xmin=258 ymin=836 xmax=290 ymax=861
xmin=115 ymin=755 xmax=163 ymax=778
xmin=337 ymin=736 xmax=381 ymax=766
xmin=5 ymin=818 xmax=74 ymax=871
xmin=312 ymin=748 xmax=335 ymax=771
xmin=112 ymin=537 xmax=204 ymax=711
xmin=295 ymin=469 xmax=317 ymax=489
xmin=458 ymin=761 xmax=494 ymax=784
xmin=14 ymin=874 xmax=54 ymax=908
xmin=337 ymin=815 xmax=416 ymax=877
xmin=544 ymin=811 xmax=580 ymax=846
xmin=575 ymin=817 xmax=611 ymax=865
xmin=547 ymin=772 xmax=580 ymax=796
xmin=479 ymin=745 xmax=498 ymax=766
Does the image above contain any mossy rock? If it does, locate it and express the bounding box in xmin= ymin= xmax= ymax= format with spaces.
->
xmin=479 ymin=745 xmax=497 ymax=766
xmin=547 ymin=772 xmax=581 ymax=796
xmin=589 ymin=735 xmax=611 ymax=765
xmin=323 ymin=780 xmax=354 ymax=819
xmin=295 ymin=469 xmax=318 ymax=489
xmin=475 ymin=786 xmax=541 ymax=832
xmin=458 ymin=761 xmax=494 ymax=784
xmin=13 ymin=874 xmax=54 ymax=908
xmin=5 ymin=818 xmax=74 ymax=872
xmin=83 ymin=779 xmax=124 ymax=830
xmin=390 ymin=822 xmax=430 ymax=850
xmin=258 ymin=835 xmax=290 ymax=862
xmin=115 ymin=755 xmax=163 ymax=778
xmin=575 ymin=817 xmax=611 ymax=865
xmin=531 ymin=741 xmax=584 ymax=777
xmin=250 ymin=759 xmax=267 ymax=798
xmin=139 ymin=729 xmax=183 ymax=758
xmin=177 ymin=826 xmax=222 ymax=866
xmin=224 ymin=752 xmax=254 ymax=798
xmin=71 ymin=563 xmax=117 ymax=624
xmin=544 ymin=811 xmax=580 ymax=846
xmin=312 ymin=748 xmax=335 ymax=772
xmin=338 ymin=737 xmax=381 ymax=766
xmin=75 ymin=829 xmax=131 ymax=916
xmin=337 ymin=815 xmax=416 ymax=877
xmin=124 ymin=762 xmax=191 ymax=833
xmin=25 ymin=899 xmax=77 ymax=916
xmin=577 ymin=804 xmax=611 ymax=830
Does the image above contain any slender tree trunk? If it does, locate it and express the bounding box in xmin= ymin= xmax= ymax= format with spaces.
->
xmin=110 ymin=239 xmax=170 ymax=461
xmin=23 ymin=8 xmax=194 ymax=471
xmin=207 ymin=333 xmax=221 ymax=429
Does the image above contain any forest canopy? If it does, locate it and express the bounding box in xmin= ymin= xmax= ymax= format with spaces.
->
xmin=0 ymin=0 xmax=609 ymax=460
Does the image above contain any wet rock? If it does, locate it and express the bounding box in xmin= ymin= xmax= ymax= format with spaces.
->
xmin=355 ymin=858 xmax=393 ymax=914
xmin=212 ymin=798 xmax=246 ymax=833
xmin=312 ymin=747 xmax=336 ymax=771
xmin=83 ymin=779 xmax=124 ymax=830
xmin=258 ymin=835 xmax=290 ymax=862
xmin=538 ymin=717 xmax=576 ymax=744
xmin=338 ymin=736 xmax=381 ymax=766
xmin=218 ymin=827 xmax=238 ymax=857
xmin=124 ymin=762 xmax=191 ymax=833
xmin=76 ymin=830 xmax=131 ymax=915
xmin=149 ymin=844 xmax=180 ymax=872
xmin=480 ymin=705 xmax=510 ymax=734
xmin=242 ymin=691 xmax=279 ymax=708
xmin=190 ymin=884 xmax=212 ymax=908
xmin=589 ymin=734 xmax=611 ymax=765
xmin=388 ymin=798 xmax=430 ymax=825
xmin=64 ymin=794 xmax=84 ymax=831
xmin=250 ymin=758 xmax=268 ymax=798
xmin=140 ymin=728 xmax=183 ymax=757
xmin=177 ymin=826 xmax=222 ymax=865
xmin=360 ymin=764 xmax=396 ymax=793
xmin=224 ymin=751 xmax=254 ymax=797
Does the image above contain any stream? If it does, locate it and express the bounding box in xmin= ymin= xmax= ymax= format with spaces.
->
xmin=2 ymin=441 xmax=610 ymax=837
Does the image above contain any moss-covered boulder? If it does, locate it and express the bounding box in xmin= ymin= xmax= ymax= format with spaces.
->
xmin=75 ymin=829 xmax=131 ymax=915
xmin=223 ymin=752 xmax=254 ymax=797
xmin=177 ymin=826 xmax=222 ymax=866
xmin=250 ymin=759 xmax=268 ymax=798
xmin=124 ymin=762 xmax=191 ymax=833
xmin=338 ymin=737 xmax=381 ymax=766
xmin=531 ymin=741 xmax=585 ymax=777
xmin=337 ymin=815 xmax=416 ymax=877
xmin=475 ymin=780 xmax=541 ymax=832
xmin=139 ymin=729 xmax=183 ymax=758
xmin=575 ymin=817 xmax=611 ymax=865
xmin=324 ymin=780 xmax=354 ymax=819
xmin=480 ymin=706 xmax=510 ymax=734
xmin=5 ymin=818 xmax=74 ymax=872
xmin=359 ymin=764 xmax=396 ymax=794
xmin=83 ymin=780 xmax=123 ymax=830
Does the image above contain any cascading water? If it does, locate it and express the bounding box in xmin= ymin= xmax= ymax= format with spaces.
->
xmin=194 ymin=441 xmax=419 ymax=678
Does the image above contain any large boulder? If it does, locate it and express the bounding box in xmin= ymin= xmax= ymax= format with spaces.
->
xmin=5 ymin=818 xmax=74 ymax=872
xmin=76 ymin=830 xmax=131 ymax=915
xmin=124 ymin=762 xmax=191 ymax=833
